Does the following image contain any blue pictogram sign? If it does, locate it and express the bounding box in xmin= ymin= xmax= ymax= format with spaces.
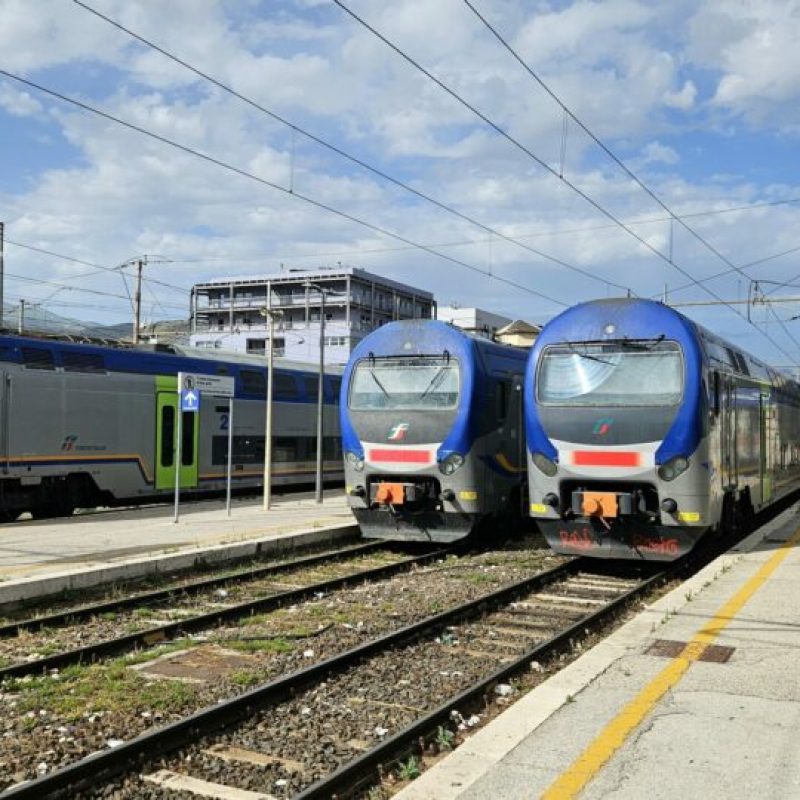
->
xmin=180 ymin=388 xmax=200 ymax=412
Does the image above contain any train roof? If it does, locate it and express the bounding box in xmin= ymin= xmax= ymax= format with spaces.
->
xmin=0 ymin=333 xmax=342 ymax=378
xmin=532 ymin=297 xmax=798 ymax=388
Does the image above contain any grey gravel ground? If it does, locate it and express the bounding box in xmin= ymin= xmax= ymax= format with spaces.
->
xmin=0 ymin=533 xmax=559 ymax=792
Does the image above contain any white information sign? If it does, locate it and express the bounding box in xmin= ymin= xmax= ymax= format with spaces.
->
xmin=181 ymin=372 xmax=234 ymax=398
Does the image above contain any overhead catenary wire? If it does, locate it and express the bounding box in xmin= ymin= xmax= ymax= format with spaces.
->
xmin=462 ymin=0 xmax=800 ymax=356
xmin=333 ymin=0 xmax=799 ymax=363
xmin=0 ymin=69 xmax=569 ymax=310
xmin=72 ymin=0 xmax=629 ymax=295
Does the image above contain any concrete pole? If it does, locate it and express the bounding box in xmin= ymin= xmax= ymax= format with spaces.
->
xmin=263 ymin=310 xmax=278 ymax=510
xmin=316 ymin=289 xmax=325 ymax=504
xmin=133 ymin=259 xmax=143 ymax=344
xmin=17 ymin=299 xmax=24 ymax=335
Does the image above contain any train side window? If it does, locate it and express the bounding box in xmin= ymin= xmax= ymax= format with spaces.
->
xmin=331 ymin=377 xmax=342 ymax=404
xmin=22 ymin=347 xmax=55 ymax=370
xmin=241 ymin=369 xmax=266 ymax=397
xmin=181 ymin=412 xmax=195 ymax=465
xmin=161 ymin=406 xmax=175 ymax=468
xmin=62 ymin=351 xmax=106 ymax=373
xmin=0 ymin=346 xmax=15 ymax=363
xmin=304 ymin=376 xmax=319 ymax=400
xmin=274 ymin=373 xmax=299 ymax=399
xmin=496 ymin=380 xmax=509 ymax=423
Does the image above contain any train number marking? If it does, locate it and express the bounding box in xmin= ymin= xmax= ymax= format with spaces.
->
xmin=632 ymin=535 xmax=679 ymax=555
xmin=219 ymin=413 xmax=229 ymax=431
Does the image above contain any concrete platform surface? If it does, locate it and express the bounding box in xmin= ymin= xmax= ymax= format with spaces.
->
xmin=0 ymin=490 xmax=355 ymax=607
xmin=398 ymin=504 xmax=800 ymax=800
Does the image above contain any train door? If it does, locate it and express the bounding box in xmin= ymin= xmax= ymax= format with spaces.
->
xmin=760 ymin=392 xmax=772 ymax=505
xmin=0 ymin=372 xmax=9 ymax=475
xmin=721 ymin=376 xmax=737 ymax=490
xmin=155 ymin=391 xmax=199 ymax=491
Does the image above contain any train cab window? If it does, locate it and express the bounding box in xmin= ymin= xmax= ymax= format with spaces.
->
xmin=181 ymin=412 xmax=195 ymax=466
xmin=241 ymin=369 xmax=266 ymax=397
xmin=22 ymin=347 xmax=55 ymax=370
xmin=349 ymin=356 xmax=460 ymax=410
xmin=62 ymin=351 xmax=106 ymax=373
xmin=161 ymin=406 xmax=175 ymax=468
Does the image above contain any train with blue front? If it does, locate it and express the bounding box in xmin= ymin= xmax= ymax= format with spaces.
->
xmin=341 ymin=319 xmax=528 ymax=541
xmin=525 ymin=297 xmax=800 ymax=560
xmin=0 ymin=334 xmax=343 ymax=520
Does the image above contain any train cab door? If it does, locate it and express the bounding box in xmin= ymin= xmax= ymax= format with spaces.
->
xmin=760 ymin=392 xmax=773 ymax=505
xmin=721 ymin=376 xmax=737 ymax=491
xmin=0 ymin=371 xmax=9 ymax=475
xmin=155 ymin=390 xmax=199 ymax=491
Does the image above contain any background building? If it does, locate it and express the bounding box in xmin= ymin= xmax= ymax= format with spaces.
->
xmin=190 ymin=266 xmax=435 ymax=364
xmin=437 ymin=305 xmax=513 ymax=340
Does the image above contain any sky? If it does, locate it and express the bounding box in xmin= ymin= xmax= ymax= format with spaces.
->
xmin=2 ymin=0 xmax=800 ymax=364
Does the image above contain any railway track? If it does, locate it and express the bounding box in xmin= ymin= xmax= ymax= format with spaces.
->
xmin=0 ymin=556 xmax=663 ymax=799
xmin=0 ymin=542 xmax=449 ymax=680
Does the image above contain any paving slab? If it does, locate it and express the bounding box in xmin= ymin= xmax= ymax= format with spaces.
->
xmin=0 ymin=489 xmax=356 ymax=608
xmin=398 ymin=505 xmax=800 ymax=800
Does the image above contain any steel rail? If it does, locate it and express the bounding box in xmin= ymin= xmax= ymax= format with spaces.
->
xmin=296 ymin=568 xmax=667 ymax=800
xmin=0 ymin=560 xmax=581 ymax=799
xmin=0 ymin=538 xmax=379 ymax=637
xmin=0 ymin=545 xmax=450 ymax=680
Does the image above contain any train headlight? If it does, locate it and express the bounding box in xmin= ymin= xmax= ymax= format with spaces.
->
xmin=532 ymin=452 xmax=558 ymax=477
xmin=345 ymin=451 xmax=365 ymax=472
xmin=439 ymin=453 xmax=464 ymax=476
xmin=658 ymin=456 xmax=689 ymax=482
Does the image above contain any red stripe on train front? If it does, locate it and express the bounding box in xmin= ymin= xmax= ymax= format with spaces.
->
xmin=368 ymin=449 xmax=432 ymax=464
xmin=572 ymin=450 xmax=641 ymax=467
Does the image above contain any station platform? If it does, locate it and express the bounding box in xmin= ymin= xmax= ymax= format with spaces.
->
xmin=399 ymin=503 xmax=800 ymax=799
xmin=0 ymin=490 xmax=355 ymax=608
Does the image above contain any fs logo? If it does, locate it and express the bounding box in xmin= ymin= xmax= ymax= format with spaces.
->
xmin=592 ymin=417 xmax=614 ymax=436
xmin=387 ymin=423 xmax=410 ymax=442
xmin=61 ymin=435 xmax=78 ymax=452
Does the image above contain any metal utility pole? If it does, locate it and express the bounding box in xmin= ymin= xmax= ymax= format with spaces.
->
xmin=17 ymin=299 xmax=24 ymax=334
xmin=0 ymin=222 xmax=4 ymax=330
xmin=305 ymin=282 xmax=326 ymax=504
xmin=133 ymin=258 xmax=143 ymax=344
xmin=260 ymin=305 xmax=283 ymax=510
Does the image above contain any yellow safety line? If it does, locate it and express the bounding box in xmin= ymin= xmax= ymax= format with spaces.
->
xmin=542 ymin=524 xmax=800 ymax=800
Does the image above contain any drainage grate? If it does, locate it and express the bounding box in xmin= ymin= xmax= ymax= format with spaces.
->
xmin=645 ymin=638 xmax=735 ymax=663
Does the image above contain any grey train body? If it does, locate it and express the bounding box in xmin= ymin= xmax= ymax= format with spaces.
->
xmin=0 ymin=336 xmax=342 ymax=520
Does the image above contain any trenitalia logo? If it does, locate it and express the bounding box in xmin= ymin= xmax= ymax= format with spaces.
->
xmin=387 ymin=423 xmax=409 ymax=441
xmin=592 ymin=417 xmax=614 ymax=435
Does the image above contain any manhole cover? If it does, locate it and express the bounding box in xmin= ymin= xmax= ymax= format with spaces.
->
xmin=645 ymin=639 xmax=735 ymax=663
xmin=132 ymin=644 xmax=255 ymax=683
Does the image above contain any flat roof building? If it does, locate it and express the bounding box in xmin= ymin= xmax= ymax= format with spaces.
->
xmin=190 ymin=267 xmax=435 ymax=364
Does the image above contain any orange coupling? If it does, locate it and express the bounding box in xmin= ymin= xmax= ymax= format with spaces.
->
xmin=374 ymin=482 xmax=405 ymax=505
xmin=581 ymin=491 xmax=618 ymax=518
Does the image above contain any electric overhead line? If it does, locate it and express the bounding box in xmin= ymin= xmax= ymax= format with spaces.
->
xmin=6 ymin=239 xmax=190 ymax=295
xmin=334 ymin=0 xmax=800 ymax=363
xmin=463 ymin=0 xmax=800 ymax=357
xmin=0 ymin=70 xmax=570 ymax=310
xmin=72 ymin=0 xmax=630 ymax=296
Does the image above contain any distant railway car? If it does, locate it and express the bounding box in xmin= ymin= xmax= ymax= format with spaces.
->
xmin=0 ymin=335 xmax=342 ymax=520
xmin=525 ymin=297 xmax=800 ymax=560
xmin=341 ymin=320 xmax=528 ymax=541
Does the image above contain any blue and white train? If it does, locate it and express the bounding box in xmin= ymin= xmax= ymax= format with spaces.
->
xmin=525 ymin=298 xmax=800 ymax=560
xmin=341 ymin=320 xmax=528 ymax=541
xmin=0 ymin=334 xmax=342 ymax=520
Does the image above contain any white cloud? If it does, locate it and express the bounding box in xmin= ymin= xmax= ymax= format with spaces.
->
xmin=0 ymin=83 xmax=42 ymax=117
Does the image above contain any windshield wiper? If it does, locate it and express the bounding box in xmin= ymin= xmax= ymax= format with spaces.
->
xmin=368 ymin=370 xmax=390 ymax=397
xmin=566 ymin=341 xmax=615 ymax=365
xmin=619 ymin=334 xmax=666 ymax=351
xmin=419 ymin=366 xmax=449 ymax=400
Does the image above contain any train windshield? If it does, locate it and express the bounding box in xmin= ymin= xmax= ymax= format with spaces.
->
xmin=349 ymin=356 xmax=460 ymax=410
xmin=538 ymin=341 xmax=683 ymax=407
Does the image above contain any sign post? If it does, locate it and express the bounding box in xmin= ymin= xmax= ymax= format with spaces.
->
xmin=174 ymin=372 xmax=200 ymax=523
xmin=173 ymin=372 xmax=235 ymax=523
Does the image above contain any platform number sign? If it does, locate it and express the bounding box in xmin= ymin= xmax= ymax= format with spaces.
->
xmin=180 ymin=375 xmax=200 ymax=413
